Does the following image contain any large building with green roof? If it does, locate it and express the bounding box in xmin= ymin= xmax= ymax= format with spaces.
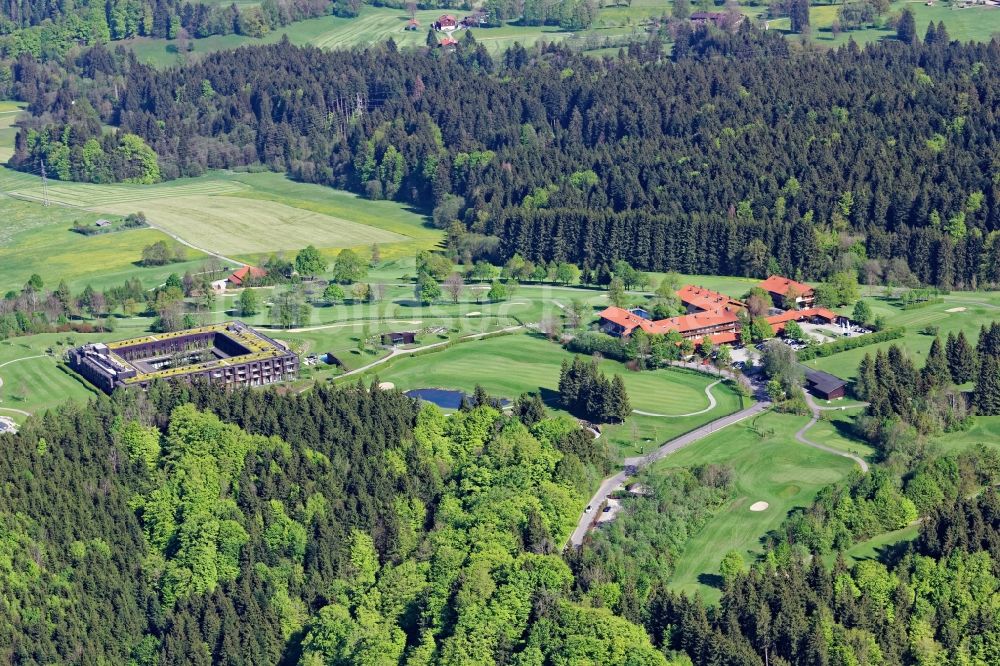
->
xmin=68 ymin=321 xmax=298 ymax=394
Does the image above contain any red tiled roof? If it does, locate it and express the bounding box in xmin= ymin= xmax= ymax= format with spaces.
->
xmin=438 ymin=14 xmax=457 ymax=23
xmin=677 ymin=285 xmax=745 ymax=312
xmin=228 ymin=265 xmax=267 ymax=286
xmin=439 ymin=36 xmax=459 ymax=46
xmin=598 ymin=307 xmax=663 ymax=335
xmin=599 ymin=305 xmax=741 ymax=338
xmin=657 ymin=307 xmax=741 ymax=334
xmin=759 ymin=275 xmax=813 ymax=297
xmin=765 ymin=307 xmax=838 ymax=327
xmin=709 ymin=331 xmax=738 ymax=345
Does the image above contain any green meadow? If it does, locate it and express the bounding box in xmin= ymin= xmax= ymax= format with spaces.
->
xmin=746 ymin=0 xmax=1000 ymax=47
xmin=126 ymin=0 xmax=666 ymax=67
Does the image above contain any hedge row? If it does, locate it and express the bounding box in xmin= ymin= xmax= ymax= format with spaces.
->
xmin=797 ymin=327 xmax=906 ymax=360
xmin=566 ymin=331 xmax=629 ymax=361
xmin=899 ymin=298 xmax=944 ymax=311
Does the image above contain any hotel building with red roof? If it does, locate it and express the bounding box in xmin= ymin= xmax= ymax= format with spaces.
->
xmin=597 ymin=277 xmax=841 ymax=345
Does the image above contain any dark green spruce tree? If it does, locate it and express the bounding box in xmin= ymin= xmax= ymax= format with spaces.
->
xmin=947 ymin=330 xmax=976 ymax=385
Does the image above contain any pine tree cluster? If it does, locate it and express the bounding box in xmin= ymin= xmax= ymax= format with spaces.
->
xmin=558 ymin=356 xmax=631 ymax=423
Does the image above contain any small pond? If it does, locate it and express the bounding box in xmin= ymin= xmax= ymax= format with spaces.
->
xmin=405 ymin=388 xmax=510 ymax=409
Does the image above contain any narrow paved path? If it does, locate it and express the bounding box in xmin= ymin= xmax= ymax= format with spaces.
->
xmin=0 ymin=407 xmax=31 ymax=417
xmin=145 ymin=223 xmax=244 ymax=268
xmin=279 ymin=319 xmax=423 ymax=334
xmin=568 ymin=393 xmax=770 ymax=547
xmin=0 ymin=354 xmax=48 ymax=369
xmin=796 ymin=393 xmax=870 ymax=473
xmin=332 ymin=324 xmax=526 ymax=381
xmin=633 ymin=380 xmax=721 ymax=417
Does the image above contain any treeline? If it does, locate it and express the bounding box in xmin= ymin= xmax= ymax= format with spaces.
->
xmin=0 ymin=264 xmax=234 ymax=341
xmin=852 ymin=322 xmax=1000 ymax=454
xmin=564 ymin=439 xmax=1000 ymax=665
xmin=13 ymin=120 xmax=160 ymax=184
xmin=9 ymin=29 xmax=1000 ymax=286
xmin=0 ymin=0 xmax=332 ymax=59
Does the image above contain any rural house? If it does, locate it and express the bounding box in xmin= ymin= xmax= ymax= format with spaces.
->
xmin=227 ymin=265 xmax=268 ymax=287
xmin=759 ymin=275 xmax=815 ymax=310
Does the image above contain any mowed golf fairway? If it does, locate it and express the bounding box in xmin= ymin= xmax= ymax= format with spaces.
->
xmin=366 ymin=333 xmax=712 ymax=406
xmin=0 ymin=352 xmax=97 ymax=416
xmin=807 ymin=292 xmax=1000 ymax=381
xmin=656 ymin=412 xmax=855 ymax=603
xmin=362 ymin=332 xmax=745 ymax=454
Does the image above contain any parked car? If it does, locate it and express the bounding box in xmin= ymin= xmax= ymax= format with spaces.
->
xmin=602 ymin=506 xmax=612 ymax=513
xmin=585 ymin=505 xmax=592 ymax=513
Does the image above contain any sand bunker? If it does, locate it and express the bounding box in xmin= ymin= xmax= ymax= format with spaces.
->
xmin=749 ymin=501 xmax=769 ymax=512
xmin=378 ymin=382 xmax=395 ymax=390
xmin=945 ymin=307 xmax=966 ymax=313
xmin=465 ymin=311 xmax=481 ymax=317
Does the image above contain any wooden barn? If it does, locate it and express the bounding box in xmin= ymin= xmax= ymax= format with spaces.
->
xmin=805 ymin=370 xmax=847 ymax=400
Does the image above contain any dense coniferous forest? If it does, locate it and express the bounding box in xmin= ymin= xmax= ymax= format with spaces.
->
xmin=9 ymin=28 xmax=1000 ymax=286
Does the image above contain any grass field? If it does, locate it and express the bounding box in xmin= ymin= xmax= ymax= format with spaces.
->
xmin=823 ymin=523 xmax=921 ymax=568
xmin=122 ymin=0 xmax=1000 ymax=68
xmin=810 ymin=408 xmax=877 ymax=461
xmin=0 ymin=101 xmax=25 ymax=162
xmin=0 ymin=191 xmax=219 ymax=293
xmin=656 ymin=411 xmax=855 ymax=603
xmin=99 ymin=194 xmax=406 ymax=256
xmin=807 ymin=292 xmax=1000 ymax=380
xmin=744 ymin=0 xmax=1000 ymax=46
xmin=0 ymin=162 xmax=440 ymax=277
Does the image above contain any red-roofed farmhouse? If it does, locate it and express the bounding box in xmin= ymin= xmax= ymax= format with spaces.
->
xmin=758 ymin=275 xmax=815 ymax=310
xmin=227 ymin=265 xmax=267 ymax=287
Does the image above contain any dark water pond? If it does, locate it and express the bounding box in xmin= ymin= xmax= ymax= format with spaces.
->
xmin=405 ymin=388 xmax=510 ymax=409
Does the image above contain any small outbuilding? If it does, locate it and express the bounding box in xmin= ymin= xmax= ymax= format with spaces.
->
xmin=805 ymin=369 xmax=847 ymax=400
xmin=382 ymin=331 xmax=416 ymax=346
xmin=405 ymin=17 xmax=420 ymax=30
xmin=95 ymin=219 xmax=112 ymax=228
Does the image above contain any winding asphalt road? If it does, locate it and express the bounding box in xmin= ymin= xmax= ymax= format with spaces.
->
xmin=567 ymin=381 xmax=771 ymax=548
xmin=567 ymin=373 xmax=874 ymax=548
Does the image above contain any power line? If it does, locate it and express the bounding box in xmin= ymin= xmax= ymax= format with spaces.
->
xmin=40 ymin=160 xmax=49 ymax=207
